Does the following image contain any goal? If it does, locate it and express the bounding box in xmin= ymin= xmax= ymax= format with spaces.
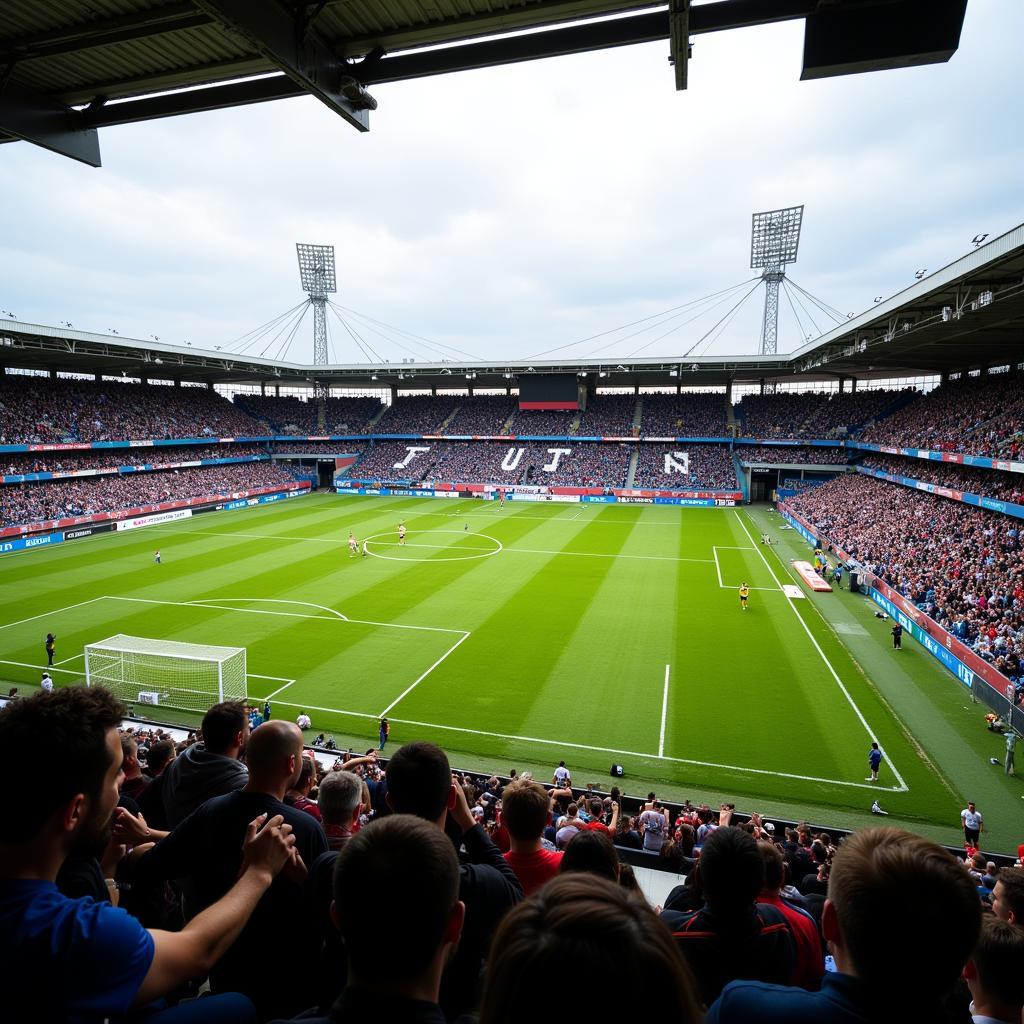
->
xmin=84 ymin=634 xmax=247 ymax=713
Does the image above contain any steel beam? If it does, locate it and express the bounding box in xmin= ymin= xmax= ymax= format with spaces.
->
xmin=192 ymin=0 xmax=372 ymax=132
xmin=0 ymin=81 xmax=100 ymax=166
xmin=669 ymin=0 xmax=690 ymax=91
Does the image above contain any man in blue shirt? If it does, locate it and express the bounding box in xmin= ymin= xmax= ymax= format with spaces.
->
xmin=705 ymin=828 xmax=981 ymax=1023
xmin=0 ymin=686 xmax=297 ymax=1022
xmin=865 ymin=742 xmax=882 ymax=782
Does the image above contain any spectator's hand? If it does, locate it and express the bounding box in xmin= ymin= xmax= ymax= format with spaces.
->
xmin=111 ymin=806 xmax=152 ymax=845
xmin=719 ymin=804 xmax=734 ymax=827
xmin=241 ymin=813 xmax=296 ymax=880
xmin=448 ymin=779 xmax=477 ymax=835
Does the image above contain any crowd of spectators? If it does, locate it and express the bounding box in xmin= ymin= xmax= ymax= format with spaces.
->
xmin=633 ymin=445 xmax=738 ymax=490
xmin=738 ymin=389 xmax=908 ymax=439
xmin=374 ymin=395 xmax=462 ymax=434
xmin=232 ymin=396 xmax=383 ymax=435
xmin=860 ymin=375 xmax=1024 ymax=458
xmin=442 ymin=396 xmax=517 ymax=435
xmin=736 ymin=446 xmax=850 ymax=466
xmin=861 ymin=455 xmax=1024 ymax=504
xmin=779 ymin=478 xmax=824 ymax=493
xmin=575 ymin=394 xmax=638 ymax=436
xmin=0 ymin=461 xmax=299 ymax=528
xmin=4 ymin=687 xmax=1024 ymax=1023
xmin=1 ymin=444 xmax=267 ymax=478
xmin=505 ymin=408 xmax=579 ymax=435
xmin=0 ymin=376 xmax=265 ymax=444
xmin=784 ymin=474 xmax=1024 ymax=682
xmin=641 ymin=393 xmax=730 ymax=437
xmin=346 ymin=441 xmax=631 ymax=488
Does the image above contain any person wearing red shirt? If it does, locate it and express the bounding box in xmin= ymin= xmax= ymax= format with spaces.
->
xmin=501 ymin=778 xmax=562 ymax=895
xmin=581 ymin=798 xmax=620 ymax=837
xmin=757 ymin=842 xmax=824 ymax=990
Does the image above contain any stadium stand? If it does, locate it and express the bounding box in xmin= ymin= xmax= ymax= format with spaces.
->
xmin=736 ymin=446 xmax=849 ymax=465
xmin=0 ymin=376 xmax=266 ymax=443
xmin=784 ymin=474 xmax=1024 ymax=681
xmin=506 ymin=408 xmax=578 ymax=435
xmin=373 ymin=394 xmax=461 ymax=434
xmin=737 ymin=389 xmax=911 ymax=439
xmin=633 ymin=444 xmax=738 ymax=490
xmin=0 ymin=462 xmax=300 ymax=528
xmin=232 ymin=395 xmax=382 ymax=435
xmin=1 ymin=444 xmax=266 ymax=477
xmin=860 ymin=455 xmax=1024 ymax=503
xmin=860 ymin=375 xmax=1024 ymax=457
xmin=641 ymin=393 xmax=731 ymax=437
xmin=575 ymin=394 xmax=638 ymax=436
xmin=442 ymin=395 xmax=517 ymax=435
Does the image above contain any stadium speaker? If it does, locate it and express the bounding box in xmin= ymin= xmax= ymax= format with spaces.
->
xmin=610 ymin=763 xmax=624 ymax=778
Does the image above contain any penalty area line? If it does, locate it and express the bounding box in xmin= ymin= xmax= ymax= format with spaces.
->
xmin=659 ymin=664 xmax=670 ymax=758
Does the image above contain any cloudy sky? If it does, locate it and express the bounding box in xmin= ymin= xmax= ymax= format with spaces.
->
xmin=1 ymin=0 xmax=1021 ymax=366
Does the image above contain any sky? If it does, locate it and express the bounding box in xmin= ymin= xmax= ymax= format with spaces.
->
xmin=1 ymin=0 xmax=1022 ymax=367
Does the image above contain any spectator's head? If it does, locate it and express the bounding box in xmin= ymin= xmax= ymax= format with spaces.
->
xmin=318 ymin=770 xmax=363 ymax=829
xmin=758 ymin=840 xmax=786 ymax=895
xmin=560 ymin=829 xmax=619 ymax=883
xmin=332 ymin=815 xmax=463 ymax=998
xmin=145 ymin=738 xmax=175 ymax=776
xmin=200 ymin=699 xmax=249 ymax=758
xmin=963 ymin=917 xmax=1024 ymax=1023
xmin=119 ymin=734 xmax=141 ymax=779
xmin=825 ymin=828 xmax=981 ymax=1005
xmin=500 ymin=778 xmax=551 ymax=844
xmin=386 ymin=742 xmax=452 ymax=825
xmin=992 ymin=867 xmax=1024 ymax=924
xmin=245 ymin=720 xmax=304 ymax=793
xmin=478 ymin=874 xmax=700 ymax=1024
xmin=291 ymin=754 xmax=316 ymax=795
xmin=698 ymin=826 xmax=764 ymax=917
xmin=588 ymin=798 xmax=604 ymax=819
xmin=0 ymin=686 xmax=125 ymax=858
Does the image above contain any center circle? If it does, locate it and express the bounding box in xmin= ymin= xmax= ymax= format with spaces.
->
xmin=361 ymin=529 xmax=503 ymax=563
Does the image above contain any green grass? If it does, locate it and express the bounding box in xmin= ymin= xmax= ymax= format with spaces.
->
xmin=1 ymin=493 xmax=1018 ymax=850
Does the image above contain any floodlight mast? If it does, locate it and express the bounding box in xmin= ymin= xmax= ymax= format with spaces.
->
xmin=295 ymin=243 xmax=337 ymax=429
xmin=750 ymin=206 xmax=803 ymax=357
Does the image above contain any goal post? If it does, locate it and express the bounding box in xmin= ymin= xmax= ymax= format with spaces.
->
xmin=84 ymin=634 xmax=247 ymax=713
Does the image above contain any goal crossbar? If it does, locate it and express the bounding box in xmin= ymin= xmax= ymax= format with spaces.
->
xmin=86 ymin=634 xmax=245 ymax=663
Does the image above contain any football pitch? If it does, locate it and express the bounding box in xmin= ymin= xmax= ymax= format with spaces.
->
xmin=0 ymin=493 xmax=972 ymax=835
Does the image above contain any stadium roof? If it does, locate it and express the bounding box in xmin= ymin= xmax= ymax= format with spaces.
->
xmin=1 ymin=0 xmax=968 ymax=167
xmin=3 ymin=221 xmax=1022 ymax=390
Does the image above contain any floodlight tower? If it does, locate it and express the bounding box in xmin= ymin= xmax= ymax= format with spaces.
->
xmin=296 ymin=242 xmax=337 ymax=430
xmin=750 ymin=206 xmax=803 ymax=356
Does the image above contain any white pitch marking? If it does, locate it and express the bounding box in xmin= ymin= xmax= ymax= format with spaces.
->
xmin=733 ymin=510 xmax=909 ymax=792
xmin=261 ymin=679 xmax=297 ymax=701
xmin=378 ymin=630 xmax=473 ymax=718
xmin=0 ymin=596 xmax=106 ymax=633
xmin=713 ymin=547 xmax=723 ymax=587
xmin=659 ymin=663 xmax=671 ymax=758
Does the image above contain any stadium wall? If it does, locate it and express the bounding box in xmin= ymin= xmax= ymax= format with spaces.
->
xmin=778 ymin=505 xmax=1022 ymax=731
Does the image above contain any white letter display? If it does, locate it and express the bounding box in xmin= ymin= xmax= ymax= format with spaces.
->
xmin=664 ymin=452 xmax=690 ymax=475
xmin=393 ymin=446 xmax=431 ymax=470
xmin=501 ymin=447 xmax=525 ymax=472
xmin=543 ymin=448 xmax=572 ymax=472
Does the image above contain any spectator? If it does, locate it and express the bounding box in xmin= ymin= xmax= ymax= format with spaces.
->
xmin=963 ymin=917 xmax=1024 ymax=1024
xmin=991 ymin=866 xmax=1024 ymax=924
xmin=757 ymin=842 xmax=824 ymax=990
xmin=0 ymin=686 xmax=295 ymax=1023
xmin=500 ymin=777 xmax=562 ymax=896
xmin=662 ymin=826 xmax=794 ymax=1008
xmin=284 ymin=755 xmax=322 ymax=821
xmin=705 ymin=827 xmax=982 ymax=1022
xmin=119 ymin=734 xmax=150 ymax=802
xmin=317 ymin=770 xmax=363 ymax=851
xmin=560 ymin=829 xmax=621 ymax=883
xmin=276 ymin=815 xmax=465 ymax=1024
xmin=161 ymin=700 xmax=250 ymax=828
xmin=581 ymin=796 xmax=620 ymax=836
xmin=385 ymin=741 xmax=523 ymax=1018
xmin=137 ymin=720 xmax=328 ymax=1019
xmin=640 ymin=800 xmax=671 ymax=852
xmin=478 ymin=874 xmax=702 ymax=1024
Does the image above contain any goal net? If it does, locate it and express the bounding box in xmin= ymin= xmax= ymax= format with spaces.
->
xmin=84 ymin=634 xmax=247 ymax=714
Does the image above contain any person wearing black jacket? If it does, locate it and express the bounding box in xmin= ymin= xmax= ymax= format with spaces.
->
xmin=137 ymin=720 xmax=328 ymax=1019
xmin=384 ymin=742 xmax=523 ymax=1020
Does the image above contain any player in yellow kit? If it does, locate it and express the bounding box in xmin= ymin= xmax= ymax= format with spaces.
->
xmin=739 ymin=583 xmax=750 ymax=611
